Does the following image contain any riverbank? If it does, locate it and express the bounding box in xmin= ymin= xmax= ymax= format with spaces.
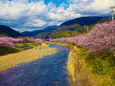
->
xmin=67 ymin=43 xmax=115 ymax=86
xmin=66 ymin=43 xmax=95 ymax=86
xmin=48 ymin=42 xmax=96 ymax=86
xmin=49 ymin=42 xmax=115 ymax=86
xmin=0 ymin=43 xmax=58 ymax=72
xmin=0 ymin=43 xmax=70 ymax=86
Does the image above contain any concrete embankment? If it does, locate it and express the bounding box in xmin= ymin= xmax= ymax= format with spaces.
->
xmin=67 ymin=44 xmax=96 ymax=86
xmin=49 ymin=42 xmax=96 ymax=86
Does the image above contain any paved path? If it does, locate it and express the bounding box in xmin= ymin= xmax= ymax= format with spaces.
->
xmin=0 ymin=44 xmax=70 ymax=86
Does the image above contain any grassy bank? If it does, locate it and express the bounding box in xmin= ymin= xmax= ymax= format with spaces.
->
xmin=85 ymin=51 xmax=115 ymax=86
xmin=50 ymin=42 xmax=115 ymax=86
xmin=66 ymin=43 xmax=96 ymax=86
xmin=0 ymin=47 xmax=20 ymax=56
xmin=51 ymin=42 xmax=95 ymax=86
xmin=67 ymin=44 xmax=115 ymax=86
xmin=0 ymin=42 xmax=40 ymax=56
xmin=0 ymin=43 xmax=58 ymax=72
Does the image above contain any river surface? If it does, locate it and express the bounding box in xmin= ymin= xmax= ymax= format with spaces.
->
xmin=0 ymin=44 xmax=70 ymax=86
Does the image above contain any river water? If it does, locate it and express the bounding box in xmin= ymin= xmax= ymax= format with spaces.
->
xmin=0 ymin=44 xmax=70 ymax=86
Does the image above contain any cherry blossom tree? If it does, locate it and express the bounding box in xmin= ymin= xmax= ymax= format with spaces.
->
xmin=50 ymin=21 xmax=115 ymax=53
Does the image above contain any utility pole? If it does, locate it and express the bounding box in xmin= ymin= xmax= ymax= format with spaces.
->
xmin=110 ymin=6 xmax=115 ymax=21
xmin=87 ymin=26 xmax=89 ymax=33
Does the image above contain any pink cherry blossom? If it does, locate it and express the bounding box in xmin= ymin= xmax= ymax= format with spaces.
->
xmin=50 ymin=21 xmax=115 ymax=53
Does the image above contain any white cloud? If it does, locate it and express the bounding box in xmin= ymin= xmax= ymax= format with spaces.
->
xmin=86 ymin=0 xmax=115 ymax=12
xmin=0 ymin=1 xmax=27 ymax=19
xmin=0 ymin=0 xmax=115 ymax=32
xmin=47 ymin=2 xmax=81 ymax=22
xmin=27 ymin=1 xmax=47 ymax=16
xmin=0 ymin=0 xmax=47 ymax=19
xmin=68 ymin=0 xmax=115 ymax=15
xmin=24 ymin=18 xmax=46 ymax=27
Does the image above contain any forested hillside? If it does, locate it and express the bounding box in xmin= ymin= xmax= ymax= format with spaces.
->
xmin=0 ymin=25 xmax=23 ymax=38
xmin=22 ymin=16 xmax=104 ymax=39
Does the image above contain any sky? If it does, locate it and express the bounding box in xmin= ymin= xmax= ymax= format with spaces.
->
xmin=0 ymin=0 xmax=115 ymax=32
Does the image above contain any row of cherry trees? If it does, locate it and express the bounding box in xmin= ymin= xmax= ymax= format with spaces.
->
xmin=0 ymin=37 xmax=43 ymax=48
xmin=50 ymin=21 xmax=115 ymax=53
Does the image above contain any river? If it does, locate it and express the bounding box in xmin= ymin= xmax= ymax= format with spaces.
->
xmin=0 ymin=44 xmax=70 ymax=86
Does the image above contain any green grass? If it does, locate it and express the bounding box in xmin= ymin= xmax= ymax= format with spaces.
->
xmin=68 ymin=43 xmax=115 ymax=86
xmin=68 ymin=44 xmax=115 ymax=86
xmin=0 ymin=47 xmax=20 ymax=56
xmin=51 ymin=42 xmax=115 ymax=86
xmin=50 ymin=31 xmax=79 ymax=38
xmin=0 ymin=42 xmax=41 ymax=56
xmin=85 ymin=51 xmax=115 ymax=74
xmin=84 ymin=51 xmax=115 ymax=86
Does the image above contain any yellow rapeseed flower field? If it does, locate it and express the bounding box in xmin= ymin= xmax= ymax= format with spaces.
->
xmin=0 ymin=44 xmax=58 ymax=72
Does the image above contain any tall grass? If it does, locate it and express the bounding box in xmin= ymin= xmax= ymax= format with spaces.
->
xmin=65 ymin=43 xmax=115 ymax=86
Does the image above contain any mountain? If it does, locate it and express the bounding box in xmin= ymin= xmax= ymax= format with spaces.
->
xmin=35 ymin=24 xmax=84 ymax=39
xmin=0 ymin=25 xmax=23 ymax=37
xmin=60 ymin=16 xmax=103 ymax=26
xmin=43 ymin=25 xmax=58 ymax=30
xmin=22 ymin=16 xmax=105 ymax=39
xmin=22 ymin=25 xmax=58 ymax=37
xmin=22 ymin=24 xmax=84 ymax=39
